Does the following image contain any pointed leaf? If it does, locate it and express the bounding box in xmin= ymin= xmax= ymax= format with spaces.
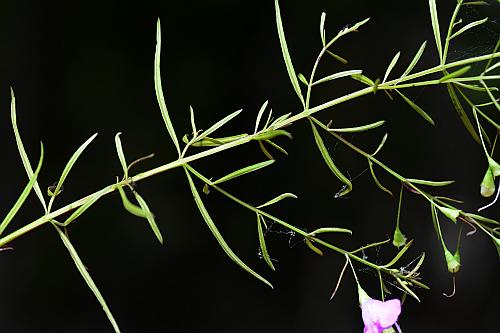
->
xmin=117 ymin=186 xmax=149 ymax=218
xmin=351 ymin=73 xmax=375 ymax=86
xmin=134 ymin=191 xmax=163 ymax=244
xmin=406 ymin=178 xmax=455 ymax=186
xmin=382 ymin=51 xmax=401 ymax=83
xmin=195 ymin=109 xmax=242 ymax=143
xmin=372 ymin=133 xmax=388 ymax=156
xmin=155 ymin=19 xmax=180 ymax=155
xmin=328 ymin=120 xmax=385 ymax=133
xmin=309 ymin=120 xmax=352 ymax=197
xmin=257 ymin=193 xmax=297 ymax=208
xmin=184 ymin=167 xmax=273 ymax=288
xmin=212 ymin=160 xmax=275 ymax=185
xmin=189 ymin=105 xmax=197 ymax=135
xmin=395 ymin=90 xmax=435 ymax=125
xmin=439 ymin=66 xmax=471 ymax=82
xmin=265 ymin=139 xmax=288 ymax=155
xmin=297 ymin=73 xmax=309 ymax=86
xmin=397 ymin=41 xmax=427 ymax=83
xmin=447 ymin=84 xmax=481 ymax=143
xmin=313 ymin=70 xmax=362 ymax=86
xmin=254 ymin=100 xmax=269 ymax=133
xmin=257 ymin=214 xmax=275 ymax=270
xmin=304 ymin=238 xmax=324 ymax=256
xmin=0 ymin=143 xmax=43 ymax=236
xmin=10 ymin=88 xmax=47 ymax=211
xmin=114 ymin=132 xmax=128 ymax=179
xmin=307 ymin=227 xmax=352 ymax=236
xmin=63 ymin=187 xmax=110 ymax=226
xmin=450 ymin=17 xmax=488 ymax=40
xmin=320 ymin=12 xmax=326 ymax=46
xmin=326 ymin=50 xmax=348 ymax=64
xmin=55 ymin=225 xmax=120 ymax=332
xmin=274 ymin=0 xmax=305 ymax=107
xmin=429 ymin=0 xmax=443 ymax=61
xmin=368 ymin=160 xmax=393 ymax=196
xmin=382 ymin=240 xmax=414 ymax=268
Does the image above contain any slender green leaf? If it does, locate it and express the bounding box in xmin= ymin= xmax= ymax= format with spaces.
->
xmin=0 ymin=143 xmax=43 ymax=236
xmin=313 ymin=70 xmax=362 ymax=86
xmin=382 ymin=240 xmax=414 ymax=268
xmin=320 ymin=12 xmax=326 ymax=46
xmin=403 ymin=253 xmax=426 ymax=278
xmin=309 ymin=120 xmax=352 ymax=197
xmin=453 ymin=82 xmax=498 ymax=92
xmin=465 ymin=213 xmax=499 ymax=225
xmin=265 ymin=139 xmax=288 ymax=155
xmin=184 ymin=167 xmax=273 ymax=288
xmin=297 ymin=73 xmax=308 ymax=86
xmin=155 ymin=19 xmax=180 ymax=155
xmin=480 ymin=80 xmax=500 ymax=111
xmin=114 ymin=132 xmax=128 ymax=179
xmin=212 ymin=160 xmax=275 ymax=185
xmin=274 ymin=0 xmax=305 ymax=107
xmin=257 ymin=193 xmax=297 ymax=208
xmin=484 ymin=60 xmax=500 ymax=74
xmin=10 ymin=87 xmax=47 ymax=211
xmin=304 ymin=238 xmax=324 ymax=256
xmin=439 ymin=66 xmax=471 ymax=82
xmin=368 ymin=160 xmax=393 ymax=196
xmin=328 ymin=120 xmax=385 ymax=133
xmin=195 ymin=109 xmax=242 ymax=143
xmin=270 ymin=113 xmax=292 ymax=128
xmin=429 ymin=0 xmax=443 ymax=61
xmin=338 ymin=17 xmax=371 ymax=36
xmin=54 ymin=225 xmax=120 ymax=332
xmin=395 ymin=276 xmax=421 ymax=302
xmin=446 ymin=84 xmax=480 ymax=143
xmin=450 ymin=17 xmax=488 ymax=40
xmin=63 ymin=188 xmax=110 ymax=226
xmin=257 ymin=214 xmax=275 ymax=270
xmin=382 ymin=51 xmax=401 ymax=83
xmin=134 ymin=191 xmax=163 ymax=244
xmin=253 ymin=129 xmax=292 ymax=141
xmin=189 ymin=134 xmax=248 ymax=147
xmin=351 ymin=73 xmax=375 ymax=86
xmin=189 ymin=105 xmax=197 ymax=135
xmin=406 ymin=178 xmax=455 ymax=186
xmin=395 ymin=90 xmax=435 ymax=125
xmin=326 ymin=50 xmax=348 ymax=64
xmin=117 ymin=186 xmax=148 ymax=218
xmin=397 ymin=41 xmax=427 ymax=83
xmin=372 ymin=133 xmax=388 ymax=156
xmin=254 ymin=100 xmax=269 ymax=133
xmin=463 ymin=1 xmax=489 ymax=5
xmin=307 ymin=227 xmax=352 ymax=236
xmin=259 ymin=141 xmax=274 ymax=160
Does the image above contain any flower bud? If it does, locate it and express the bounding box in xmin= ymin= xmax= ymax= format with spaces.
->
xmin=392 ymin=227 xmax=407 ymax=248
xmin=444 ymin=249 xmax=461 ymax=273
xmin=480 ymin=167 xmax=496 ymax=198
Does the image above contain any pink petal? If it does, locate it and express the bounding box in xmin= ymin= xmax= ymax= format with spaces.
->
xmin=362 ymin=299 xmax=401 ymax=329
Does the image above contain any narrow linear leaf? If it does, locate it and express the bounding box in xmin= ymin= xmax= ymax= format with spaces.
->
xmin=382 ymin=51 xmax=401 ymax=83
xmin=372 ymin=133 xmax=388 ymax=156
xmin=298 ymin=73 xmax=309 ymax=86
xmin=446 ymin=84 xmax=481 ymax=143
xmin=395 ymin=90 xmax=435 ymax=125
xmin=450 ymin=17 xmax=488 ymax=40
xmin=184 ymin=167 xmax=273 ymax=288
xmin=465 ymin=213 xmax=499 ymax=225
xmin=254 ymin=100 xmax=269 ymax=133
xmin=404 ymin=253 xmax=426 ymax=278
xmin=212 ymin=160 xmax=275 ymax=185
xmin=253 ymin=129 xmax=292 ymax=141
xmin=10 ymin=87 xmax=47 ymax=211
xmin=397 ymin=41 xmax=427 ymax=83
xmin=114 ymin=132 xmax=128 ymax=179
xmin=338 ymin=17 xmax=371 ymax=36
xmin=351 ymin=73 xmax=375 ymax=86
xmin=258 ymin=141 xmax=274 ymax=160
xmin=453 ymin=82 xmax=498 ymax=92
xmin=439 ymin=66 xmax=471 ymax=82
xmin=307 ymin=227 xmax=352 ymax=236
xmin=480 ymin=80 xmax=500 ymax=111
xmin=326 ymin=50 xmax=348 ymax=64
xmin=55 ymin=226 xmax=120 ymax=332
xmin=406 ymin=178 xmax=455 ymax=186
xmin=196 ymin=109 xmax=242 ymax=143
xmin=0 ymin=143 xmax=43 ymax=236
xmin=484 ymin=60 xmax=500 ymax=74
xmin=189 ymin=134 xmax=248 ymax=147
xmin=134 ymin=191 xmax=163 ymax=244
xmin=313 ymin=70 xmax=362 ymax=86
xmin=320 ymin=12 xmax=326 ymax=46
xmin=463 ymin=1 xmax=489 ymax=5
xmin=309 ymin=120 xmax=352 ymax=197
xmin=117 ymin=186 xmax=148 ymax=218
xmin=189 ymin=105 xmax=197 ymax=135
xmin=274 ymin=0 xmax=305 ymax=107
xmin=368 ymin=160 xmax=393 ymax=196
xmin=429 ymin=0 xmax=443 ymax=61
xmin=328 ymin=120 xmax=385 ymax=133
xmin=270 ymin=113 xmax=292 ymax=128
xmin=395 ymin=276 xmax=421 ymax=302
xmin=257 ymin=193 xmax=297 ymax=208
xmin=265 ymin=140 xmax=288 ymax=155
xmin=304 ymin=238 xmax=324 ymax=256
xmin=382 ymin=240 xmax=414 ymax=268
xmin=155 ymin=19 xmax=180 ymax=155
xmin=63 ymin=188 xmax=110 ymax=226
xmin=257 ymin=215 xmax=275 ymax=270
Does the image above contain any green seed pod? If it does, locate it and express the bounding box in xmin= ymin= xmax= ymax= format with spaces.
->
xmin=444 ymin=249 xmax=461 ymax=273
xmin=392 ymin=227 xmax=407 ymax=248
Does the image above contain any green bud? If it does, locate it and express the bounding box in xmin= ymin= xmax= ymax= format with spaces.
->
xmin=488 ymin=157 xmax=500 ymax=177
xmin=437 ymin=206 xmax=461 ymax=223
xmin=392 ymin=227 xmax=407 ymax=248
xmin=480 ymin=167 xmax=496 ymax=198
xmin=444 ymin=249 xmax=461 ymax=273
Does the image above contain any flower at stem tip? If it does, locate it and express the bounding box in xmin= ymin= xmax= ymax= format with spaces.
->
xmin=358 ymin=286 xmax=402 ymax=333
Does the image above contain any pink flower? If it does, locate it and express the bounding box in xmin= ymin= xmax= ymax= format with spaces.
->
xmin=361 ymin=298 xmax=401 ymax=333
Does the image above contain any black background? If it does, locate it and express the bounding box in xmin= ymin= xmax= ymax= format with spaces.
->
xmin=0 ymin=1 xmax=499 ymax=332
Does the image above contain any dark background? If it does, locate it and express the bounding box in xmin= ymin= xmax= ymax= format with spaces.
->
xmin=0 ymin=1 xmax=499 ymax=332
